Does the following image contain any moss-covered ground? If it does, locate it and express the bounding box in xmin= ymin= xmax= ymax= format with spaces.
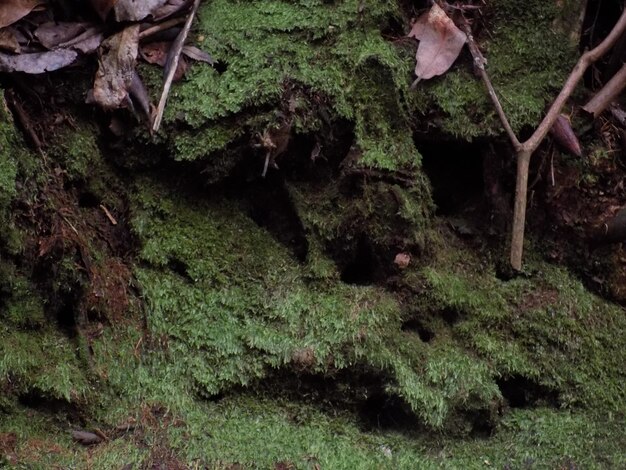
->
xmin=1 ymin=0 xmax=625 ymax=468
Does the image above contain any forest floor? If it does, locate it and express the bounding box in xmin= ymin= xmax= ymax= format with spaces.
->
xmin=0 ymin=1 xmax=626 ymax=469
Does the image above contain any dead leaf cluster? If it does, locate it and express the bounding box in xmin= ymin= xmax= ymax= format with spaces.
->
xmin=0 ymin=0 xmax=213 ymax=130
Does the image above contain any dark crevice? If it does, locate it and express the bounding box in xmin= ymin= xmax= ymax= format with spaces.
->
xmin=401 ymin=318 xmax=435 ymax=342
xmin=242 ymin=173 xmax=309 ymax=263
xmin=248 ymin=368 xmax=423 ymax=434
xmin=419 ymin=140 xmax=484 ymax=216
xmin=18 ymin=392 xmax=84 ymax=424
xmin=497 ymin=375 xmax=560 ymax=408
xmin=78 ymin=191 xmax=100 ymax=208
xmin=441 ymin=307 xmax=464 ymax=326
xmin=340 ymin=235 xmax=379 ymax=285
xmin=359 ymin=393 xmax=420 ymax=432
xmin=167 ymin=258 xmax=194 ymax=283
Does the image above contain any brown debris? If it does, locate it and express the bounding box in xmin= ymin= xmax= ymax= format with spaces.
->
xmin=0 ymin=0 xmax=43 ymax=29
xmin=92 ymin=25 xmax=140 ymax=110
xmin=409 ymin=4 xmax=466 ymax=83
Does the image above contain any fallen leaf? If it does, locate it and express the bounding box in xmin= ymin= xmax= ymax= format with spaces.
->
xmin=35 ymin=22 xmax=93 ymax=49
xmin=93 ymin=25 xmax=140 ymax=109
xmin=152 ymin=0 xmax=192 ymax=21
xmin=58 ymin=27 xmax=105 ymax=54
xmin=140 ymin=41 xmax=170 ymax=66
xmin=0 ymin=49 xmax=77 ymax=74
xmin=90 ymin=0 xmax=118 ymax=20
xmin=0 ymin=0 xmax=43 ymax=29
xmin=114 ymin=0 xmax=169 ymax=22
xmin=182 ymin=45 xmax=215 ymax=65
xmin=0 ymin=29 xmax=20 ymax=53
xmin=549 ymin=114 xmax=582 ymax=156
xmin=129 ymin=70 xmax=152 ymax=119
xmin=140 ymin=41 xmax=187 ymax=81
xmin=409 ymin=4 xmax=466 ymax=81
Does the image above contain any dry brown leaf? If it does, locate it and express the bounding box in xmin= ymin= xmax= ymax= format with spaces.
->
xmin=128 ymin=70 xmax=151 ymax=119
xmin=152 ymin=0 xmax=192 ymax=21
xmin=90 ymin=0 xmax=118 ymax=20
xmin=0 ymin=29 xmax=20 ymax=53
xmin=92 ymin=25 xmax=139 ymax=109
xmin=409 ymin=4 xmax=466 ymax=81
xmin=140 ymin=41 xmax=187 ymax=81
xmin=0 ymin=0 xmax=43 ymax=29
xmin=549 ymin=114 xmax=582 ymax=157
xmin=35 ymin=22 xmax=94 ymax=49
xmin=182 ymin=45 xmax=215 ymax=65
xmin=58 ymin=27 xmax=104 ymax=54
xmin=140 ymin=41 xmax=170 ymax=66
xmin=0 ymin=49 xmax=77 ymax=74
xmin=114 ymin=0 xmax=169 ymax=22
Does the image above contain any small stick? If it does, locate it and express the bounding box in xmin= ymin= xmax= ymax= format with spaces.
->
xmin=5 ymin=89 xmax=43 ymax=152
xmin=61 ymin=215 xmax=80 ymax=236
xmin=152 ymin=0 xmax=201 ymax=133
xmin=139 ymin=17 xmax=187 ymax=41
xmin=99 ymin=204 xmax=118 ymax=225
xmin=460 ymin=19 xmax=520 ymax=150
xmin=582 ymin=62 xmax=626 ymax=117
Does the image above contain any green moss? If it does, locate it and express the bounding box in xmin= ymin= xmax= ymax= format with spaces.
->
xmin=145 ymin=0 xmax=421 ymax=170
xmin=125 ymin=177 xmax=498 ymax=429
xmin=413 ymin=235 xmax=626 ymax=413
xmin=0 ymin=324 xmax=90 ymax=402
xmin=290 ymin=177 xmax=433 ymax=255
xmin=48 ymin=124 xmax=101 ymax=182
xmin=423 ymin=0 xmax=578 ymax=138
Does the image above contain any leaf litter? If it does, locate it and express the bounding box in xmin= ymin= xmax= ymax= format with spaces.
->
xmin=409 ymin=3 xmax=466 ymax=85
xmin=0 ymin=0 xmax=213 ymax=131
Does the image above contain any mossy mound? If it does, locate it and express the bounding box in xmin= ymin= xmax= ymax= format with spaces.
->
xmin=127 ymin=177 xmax=498 ymax=430
xmin=0 ymin=0 xmax=625 ymax=468
xmin=147 ymin=0 xmax=579 ymax=173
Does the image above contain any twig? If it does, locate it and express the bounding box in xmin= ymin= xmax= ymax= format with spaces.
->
xmin=582 ymin=62 xmax=626 ymax=117
xmin=139 ymin=17 xmax=187 ymax=41
xmin=99 ymin=204 xmax=118 ymax=225
xmin=460 ymin=20 xmax=520 ymax=150
xmin=463 ymin=8 xmax=626 ymax=270
xmin=5 ymin=89 xmax=43 ymax=152
xmin=152 ymin=0 xmax=201 ymax=133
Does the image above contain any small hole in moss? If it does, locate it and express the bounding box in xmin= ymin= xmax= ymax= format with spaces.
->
xmin=78 ymin=191 xmax=99 ymax=208
xmin=245 ymin=176 xmax=309 ymax=263
xmin=18 ymin=392 xmax=82 ymax=422
xmin=441 ymin=307 xmax=464 ymax=326
xmin=359 ymin=393 xmax=420 ymax=431
xmin=419 ymin=141 xmax=484 ymax=216
xmin=57 ymin=303 xmax=77 ymax=338
xmin=167 ymin=258 xmax=193 ymax=283
xmin=213 ymin=60 xmax=228 ymax=74
xmin=340 ymin=236 xmax=378 ymax=285
xmin=497 ymin=375 xmax=560 ymax=408
xmin=401 ymin=318 xmax=434 ymax=342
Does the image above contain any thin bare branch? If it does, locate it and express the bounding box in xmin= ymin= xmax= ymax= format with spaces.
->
xmin=583 ymin=62 xmax=626 ymax=117
xmin=522 ymin=7 xmax=626 ymax=153
xmin=139 ymin=17 xmax=186 ymax=41
xmin=510 ymin=7 xmax=626 ymax=270
xmin=464 ymin=6 xmax=626 ymax=270
xmin=460 ymin=19 xmax=521 ymax=149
